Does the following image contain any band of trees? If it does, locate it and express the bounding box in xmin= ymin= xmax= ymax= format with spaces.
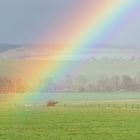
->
xmin=1 ymin=73 xmax=140 ymax=93
xmin=0 ymin=78 xmax=28 ymax=93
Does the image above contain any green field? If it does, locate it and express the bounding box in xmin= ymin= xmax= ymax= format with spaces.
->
xmin=54 ymin=92 xmax=140 ymax=102
xmin=0 ymin=103 xmax=140 ymax=140
xmin=1 ymin=92 xmax=140 ymax=104
xmin=1 ymin=92 xmax=140 ymax=140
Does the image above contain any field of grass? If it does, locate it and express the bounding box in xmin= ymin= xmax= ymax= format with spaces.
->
xmin=54 ymin=92 xmax=140 ymax=102
xmin=1 ymin=103 xmax=140 ymax=140
xmin=1 ymin=92 xmax=140 ymax=139
xmin=1 ymin=92 xmax=140 ymax=104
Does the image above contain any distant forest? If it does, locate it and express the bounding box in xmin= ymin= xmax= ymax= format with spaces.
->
xmin=1 ymin=73 xmax=140 ymax=93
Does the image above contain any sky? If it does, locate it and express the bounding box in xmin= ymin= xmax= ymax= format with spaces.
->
xmin=0 ymin=0 xmax=140 ymax=47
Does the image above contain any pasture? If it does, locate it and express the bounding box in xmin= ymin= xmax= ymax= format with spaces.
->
xmin=0 ymin=92 xmax=140 ymax=140
xmin=0 ymin=101 xmax=140 ymax=140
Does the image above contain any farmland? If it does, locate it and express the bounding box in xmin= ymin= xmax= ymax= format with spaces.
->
xmin=1 ymin=91 xmax=140 ymax=140
xmin=1 ymin=102 xmax=140 ymax=140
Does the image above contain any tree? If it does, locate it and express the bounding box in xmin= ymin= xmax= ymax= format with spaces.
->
xmin=64 ymin=74 xmax=73 ymax=91
xmin=96 ymin=75 xmax=111 ymax=92
xmin=121 ymin=75 xmax=136 ymax=91
xmin=75 ymin=75 xmax=88 ymax=92
xmin=110 ymin=76 xmax=120 ymax=91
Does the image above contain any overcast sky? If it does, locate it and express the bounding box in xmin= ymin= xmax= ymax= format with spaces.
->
xmin=0 ymin=0 xmax=140 ymax=47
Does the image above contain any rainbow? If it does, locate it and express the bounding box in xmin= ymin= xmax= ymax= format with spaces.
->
xmin=4 ymin=0 xmax=139 ymax=104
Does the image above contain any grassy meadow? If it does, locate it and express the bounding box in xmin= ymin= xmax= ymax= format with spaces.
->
xmin=0 ymin=92 xmax=140 ymax=140
xmin=1 ymin=102 xmax=140 ymax=140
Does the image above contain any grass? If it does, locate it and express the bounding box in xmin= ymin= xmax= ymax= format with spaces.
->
xmin=1 ymin=103 xmax=140 ymax=140
xmin=0 ymin=91 xmax=140 ymax=140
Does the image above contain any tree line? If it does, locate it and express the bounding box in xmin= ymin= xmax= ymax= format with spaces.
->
xmin=0 ymin=73 xmax=140 ymax=93
xmin=40 ymin=73 xmax=140 ymax=92
xmin=0 ymin=77 xmax=28 ymax=93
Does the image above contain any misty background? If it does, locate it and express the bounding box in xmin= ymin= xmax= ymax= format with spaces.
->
xmin=0 ymin=1 xmax=140 ymax=97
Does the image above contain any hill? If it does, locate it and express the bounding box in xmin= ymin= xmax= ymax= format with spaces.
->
xmin=0 ymin=44 xmax=140 ymax=60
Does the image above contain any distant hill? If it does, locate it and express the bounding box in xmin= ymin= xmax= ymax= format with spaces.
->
xmin=0 ymin=44 xmax=27 ymax=52
xmin=0 ymin=44 xmax=140 ymax=60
